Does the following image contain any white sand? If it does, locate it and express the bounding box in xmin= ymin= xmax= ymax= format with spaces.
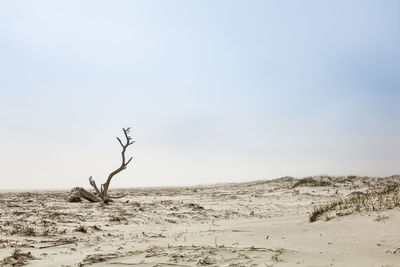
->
xmin=1 ymin=175 xmax=400 ymax=266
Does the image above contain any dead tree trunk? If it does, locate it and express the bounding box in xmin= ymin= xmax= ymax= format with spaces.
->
xmin=68 ymin=127 xmax=134 ymax=203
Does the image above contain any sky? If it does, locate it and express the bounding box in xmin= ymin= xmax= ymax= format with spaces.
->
xmin=0 ymin=1 xmax=399 ymax=189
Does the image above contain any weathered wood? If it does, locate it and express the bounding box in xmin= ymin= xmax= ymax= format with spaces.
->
xmin=69 ymin=128 xmax=134 ymax=203
xmin=89 ymin=176 xmax=101 ymax=195
xmin=101 ymin=127 xmax=134 ymax=201
xmin=68 ymin=187 xmax=101 ymax=202
xmin=39 ymin=241 xmax=77 ymax=249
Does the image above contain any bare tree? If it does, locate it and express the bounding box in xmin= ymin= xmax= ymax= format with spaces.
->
xmin=68 ymin=127 xmax=134 ymax=203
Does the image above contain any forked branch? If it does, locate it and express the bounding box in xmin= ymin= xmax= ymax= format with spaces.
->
xmin=101 ymin=127 xmax=134 ymax=201
xmin=68 ymin=127 xmax=134 ymax=203
xmin=89 ymin=176 xmax=100 ymax=195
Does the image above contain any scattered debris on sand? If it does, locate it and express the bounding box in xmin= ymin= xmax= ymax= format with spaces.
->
xmin=0 ymin=175 xmax=399 ymax=266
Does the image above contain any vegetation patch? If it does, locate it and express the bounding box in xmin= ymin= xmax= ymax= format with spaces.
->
xmin=75 ymin=225 xmax=88 ymax=233
xmin=292 ymin=177 xmax=332 ymax=188
xmin=1 ymin=248 xmax=36 ymax=266
xmin=309 ymin=184 xmax=400 ymax=222
xmin=10 ymin=225 xmax=37 ymax=236
xmin=5 ymin=220 xmax=66 ymax=237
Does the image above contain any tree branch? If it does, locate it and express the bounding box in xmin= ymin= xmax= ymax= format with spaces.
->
xmin=70 ymin=127 xmax=134 ymax=203
xmin=116 ymin=137 xmax=124 ymax=147
xmin=101 ymin=127 xmax=134 ymax=201
xmin=89 ymin=176 xmax=100 ymax=195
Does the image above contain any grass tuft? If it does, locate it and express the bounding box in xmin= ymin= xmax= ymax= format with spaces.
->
xmin=309 ymin=184 xmax=400 ymax=223
xmin=75 ymin=225 xmax=87 ymax=233
xmin=1 ymin=248 xmax=35 ymax=266
xmin=292 ymin=177 xmax=332 ymax=188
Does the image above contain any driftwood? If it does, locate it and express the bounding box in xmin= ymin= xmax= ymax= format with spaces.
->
xmin=39 ymin=240 xmax=77 ymax=249
xmin=68 ymin=187 xmax=102 ymax=202
xmin=68 ymin=127 xmax=134 ymax=203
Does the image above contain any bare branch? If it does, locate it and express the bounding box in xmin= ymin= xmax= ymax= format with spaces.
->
xmin=116 ymin=137 xmax=124 ymax=147
xmin=89 ymin=176 xmax=100 ymax=195
xmin=101 ymin=127 xmax=134 ymax=202
xmin=71 ymin=127 xmax=134 ymax=203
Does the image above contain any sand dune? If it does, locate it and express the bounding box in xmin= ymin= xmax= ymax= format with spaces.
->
xmin=1 ymin=175 xmax=400 ymax=266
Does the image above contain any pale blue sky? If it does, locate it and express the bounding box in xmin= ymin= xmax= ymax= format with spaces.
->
xmin=1 ymin=1 xmax=399 ymax=189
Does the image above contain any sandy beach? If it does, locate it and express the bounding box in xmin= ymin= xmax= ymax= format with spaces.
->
xmin=1 ymin=175 xmax=400 ymax=266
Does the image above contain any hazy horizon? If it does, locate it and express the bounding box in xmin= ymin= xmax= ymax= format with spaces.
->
xmin=1 ymin=1 xmax=399 ymax=189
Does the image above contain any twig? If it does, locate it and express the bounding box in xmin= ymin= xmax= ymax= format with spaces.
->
xmin=109 ymin=194 xmax=127 ymax=199
xmin=386 ymin=248 xmax=400 ymax=254
xmin=39 ymin=241 xmax=77 ymax=249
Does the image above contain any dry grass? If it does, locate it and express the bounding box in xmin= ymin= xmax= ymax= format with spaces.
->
xmin=309 ymin=184 xmax=400 ymax=222
xmin=75 ymin=225 xmax=88 ymax=233
xmin=5 ymin=219 xmax=66 ymax=237
xmin=1 ymin=248 xmax=35 ymax=266
xmin=10 ymin=225 xmax=37 ymax=236
xmin=292 ymin=177 xmax=332 ymax=188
